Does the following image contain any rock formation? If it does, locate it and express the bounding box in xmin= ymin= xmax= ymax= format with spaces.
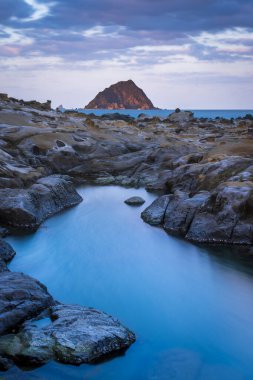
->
xmin=0 ymin=304 xmax=135 ymax=366
xmin=0 ymin=95 xmax=253 ymax=372
xmin=85 ymin=79 xmax=156 ymax=109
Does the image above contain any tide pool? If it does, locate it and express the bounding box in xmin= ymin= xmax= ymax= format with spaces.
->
xmin=5 ymin=186 xmax=253 ymax=380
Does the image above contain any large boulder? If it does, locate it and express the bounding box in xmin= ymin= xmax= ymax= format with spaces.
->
xmin=0 ymin=304 xmax=136 ymax=366
xmin=0 ymin=271 xmax=54 ymax=335
xmin=164 ymin=191 xmax=209 ymax=236
xmin=187 ymin=182 xmax=253 ymax=244
xmin=0 ymin=175 xmax=82 ymax=230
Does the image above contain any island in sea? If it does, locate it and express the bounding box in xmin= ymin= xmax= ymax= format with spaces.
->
xmin=0 ymin=89 xmax=253 ymax=375
xmin=85 ymin=79 xmax=157 ymax=110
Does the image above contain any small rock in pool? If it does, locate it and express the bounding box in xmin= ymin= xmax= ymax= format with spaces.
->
xmin=124 ymin=196 xmax=145 ymax=206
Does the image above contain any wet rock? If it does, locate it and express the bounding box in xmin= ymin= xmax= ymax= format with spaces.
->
xmin=0 ymin=355 xmax=13 ymax=371
xmin=0 ymin=227 xmax=9 ymax=237
xmin=141 ymin=195 xmax=171 ymax=225
xmin=0 ymin=175 xmax=82 ymax=230
xmin=0 ymin=304 xmax=136 ymax=366
xmin=124 ymin=196 xmax=145 ymax=206
xmin=0 ymin=239 xmax=16 ymax=272
xmin=187 ymin=182 xmax=253 ymax=244
xmin=0 ymin=271 xmax=54 ymax=335
xmin=164 ymin=191 xmax=210 ymax=236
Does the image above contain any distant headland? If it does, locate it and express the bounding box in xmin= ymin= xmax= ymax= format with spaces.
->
xmin=85 ymin=79 xmax=157 ymax=110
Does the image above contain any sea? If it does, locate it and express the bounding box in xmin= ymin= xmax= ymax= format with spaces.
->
xmin=72 ymin=108 xmax=253 ymax=119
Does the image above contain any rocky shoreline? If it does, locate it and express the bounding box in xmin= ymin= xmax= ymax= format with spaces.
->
xmin=0 ymin=96 xmax=253 ymax=372
xmin=0 ymin=175 xmax=135 ymax=372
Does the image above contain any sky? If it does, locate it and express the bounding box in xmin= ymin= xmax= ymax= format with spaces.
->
xmin=0 ymin=0 xmax=253 ymax=109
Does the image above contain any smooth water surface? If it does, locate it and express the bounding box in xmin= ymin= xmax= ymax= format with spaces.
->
xmin=76 ymin=108 xmax=253 ymax=119
xmin=5 ymin=186 xmax=253 ymax=380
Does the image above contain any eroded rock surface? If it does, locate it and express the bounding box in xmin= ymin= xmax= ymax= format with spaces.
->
xmin=0 ymin=304 xmax=136 ymax=366
xmin=0 ymin=271 xmax=54 ymax=335
xmin=0 ymin=175 xmax=82 ymax=230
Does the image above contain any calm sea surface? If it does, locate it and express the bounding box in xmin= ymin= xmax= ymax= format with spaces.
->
xmin=76 ymin=109 xmax=253 ymax=119
xmin=5 ymin=186 xmax=253 ymax=380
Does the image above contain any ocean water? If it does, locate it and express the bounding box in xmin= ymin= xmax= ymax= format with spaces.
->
xmin=4 ymin=186 xmax=253 ymax=380
xmin=75 ymin=108 xmax=253 ymax=119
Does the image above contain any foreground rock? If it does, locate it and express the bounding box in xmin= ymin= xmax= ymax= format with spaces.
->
xmin=0 ymin=271 xmax=54 ymax=335
xmin=0 ymin=175 xmax=82 ymax=230
xmin=124 ymin=196 xmax=145 ymax=206
xmin=0 ymin=304 xmax=136 ymax=366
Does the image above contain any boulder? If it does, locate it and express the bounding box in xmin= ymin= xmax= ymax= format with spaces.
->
xmin=168 ymin=110 xmax=194 ymax=124
xmin=124 ymin=196 xmax=145 ymax=206
xmin=0 ymin=271 xmax=54 ymax=335
xmin=164 ymin=191 xmax=210 ymax=236
xmin=187 ymin=182 xmax=253 ymax=244
xmin=0 ymin=175 xmax=82 ymax=230
xmin=0 ymin=239 xmax=16 ymax=272
xmin=141 ymin=195 xmax=171 ymax=225
xmin=0 ymin=304 xmax=136 ymax=366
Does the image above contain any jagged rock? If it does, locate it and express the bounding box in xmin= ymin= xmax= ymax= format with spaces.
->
xmin=0 ymin=175 xmax=82 ymax=230
xmin=141 ymin=195 xmax=171 ymax=225
xmin=166 ymin=156 xmax=252 ymax=193
xmin=164 ymin=191 xmax=210 ymax=236
xmin=0 ymin=239 xmax=16 ymax=272
xmin=186 ymin=182 xmax=253 ymax=244
xmin=0 ymin=304 xmax=135 ymax=366
xmin=124 ymin=196 xmax=145 ymax=206
xmin=0 ymin=271 xmax=54 ymax=335
xmin=85 ymin=80 xmax=156 ymax=110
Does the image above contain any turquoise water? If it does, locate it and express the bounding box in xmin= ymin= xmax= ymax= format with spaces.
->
xmin=75 ymin=109 xmax=253 ymax=119
xmin=4 ymin=186 xmax=253 ymax=379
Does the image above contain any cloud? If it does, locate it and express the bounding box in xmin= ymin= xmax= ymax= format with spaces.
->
xmin=0 ymin=0 xmax=252 ymax=108
xmin=80 ymin=25 xmax=126 ymax=39
xmin=11 ymin=0 xmax=56 ymax=22
xmin=0 ymin=25 xmax=33 ymax=45
xmin=192 ymin=27 xmax=253 ymax=55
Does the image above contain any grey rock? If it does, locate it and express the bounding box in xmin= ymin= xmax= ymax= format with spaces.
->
xmin=124 ymin=196 xmax=145 ymax=206
xmin=0 ymin=355 xmax=14 ymax=371
xmin=0 ymin=175 xmax=82 ymax=230
xmin=141 ymin=195 xmax=171 ymax=225
xmin=0 ymin=304 xmax=136 ymax=366
xmin=168 ymin=110 xmax=194 ymax=124
xmin=0 ymin=239 xmax=16 ymax=272
xmin=187 ymin=182 xmax=253 ymax=244
xmin=0 ymin=227 xmax=9 ymax=237
xmin=0 ymin=271 xmax=54 ymax=335
xmin=164 ymin=191 xmax=209 ymax=236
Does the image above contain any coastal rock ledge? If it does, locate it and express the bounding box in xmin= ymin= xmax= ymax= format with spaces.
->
xmin=0 ymin=174 xmax=82 ymax=231
xmin=0 ymin=304 xmax=136 ymax=367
